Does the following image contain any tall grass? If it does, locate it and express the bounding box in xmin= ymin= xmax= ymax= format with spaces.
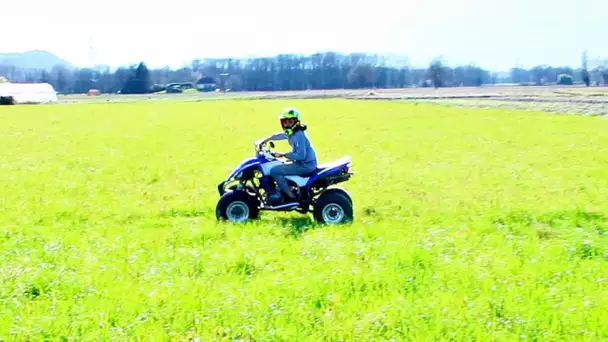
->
xmin=0 ymin=100 xmax=607 ymax=340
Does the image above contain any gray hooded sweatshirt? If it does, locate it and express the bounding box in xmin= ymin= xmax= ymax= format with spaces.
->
xmin=268 ymin=129 xmax=318 ymax=169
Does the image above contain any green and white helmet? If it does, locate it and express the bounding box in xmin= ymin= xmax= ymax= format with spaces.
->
xmin=278 ymin=108 xmax=302 ymax=135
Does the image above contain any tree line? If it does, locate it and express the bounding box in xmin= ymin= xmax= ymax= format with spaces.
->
xmin=0 ymin=52 xmax=606 ymax=94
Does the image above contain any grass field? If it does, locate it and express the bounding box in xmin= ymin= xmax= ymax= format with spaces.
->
xmin=60 ymin=85 xmax=608 ymax=116
xmin=1 ymin=99 xmax=608 ymax=340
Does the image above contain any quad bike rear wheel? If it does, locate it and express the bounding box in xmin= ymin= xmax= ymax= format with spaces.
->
xmin=313 ymin=191 xmax=353 ymax=224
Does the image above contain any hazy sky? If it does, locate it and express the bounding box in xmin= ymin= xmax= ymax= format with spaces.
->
xmin=2 ymin=0 xmax=606 ymax=71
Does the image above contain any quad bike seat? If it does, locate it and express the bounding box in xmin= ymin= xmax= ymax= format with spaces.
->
xmin=314 ymin=156 xmax=351 ymax=173
xmin=295 ymin=156 xmax=351 ymax=177
xmin=282 ymin=156 xmax=351 ymax=179
xmin=283 ymin=156 xmax=352 ymax=188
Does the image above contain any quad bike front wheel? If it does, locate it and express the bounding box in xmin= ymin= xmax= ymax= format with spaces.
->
xmin=313 ymin=191 xmax=353 ymax=224
xmin=216 ymin=190 xmax=260 ymax=223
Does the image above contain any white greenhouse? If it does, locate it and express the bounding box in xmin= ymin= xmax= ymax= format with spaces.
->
xmin=0 ymin=82 xmax=58 ymax=104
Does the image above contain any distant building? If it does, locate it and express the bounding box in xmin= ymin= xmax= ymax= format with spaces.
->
xmin=0 ymin=82 xmax=58 ymax=105
xmin=196 ymin=77 xmax=216 ymax=92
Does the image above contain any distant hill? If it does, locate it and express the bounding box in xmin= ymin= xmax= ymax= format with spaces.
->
xmin=0 ymin=50 xmax=75 ymax=70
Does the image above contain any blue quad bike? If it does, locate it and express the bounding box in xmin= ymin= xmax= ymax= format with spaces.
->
xmin=216 ymin=140 xmax=355 ymax=224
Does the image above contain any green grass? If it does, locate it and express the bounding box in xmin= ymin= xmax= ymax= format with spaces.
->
xmin=1 ymin=99 xmax=607 ymax=341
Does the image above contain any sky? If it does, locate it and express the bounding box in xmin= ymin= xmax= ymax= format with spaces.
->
xmin=2 ymin=0 xmax=607 ymax=71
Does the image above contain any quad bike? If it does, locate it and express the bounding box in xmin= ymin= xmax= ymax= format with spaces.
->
xmin=216 ymin=140 xmax=355 ymax=224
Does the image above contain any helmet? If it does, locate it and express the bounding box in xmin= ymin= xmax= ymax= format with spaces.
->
xmin=278 ymin=108 xmax=301 ymax=135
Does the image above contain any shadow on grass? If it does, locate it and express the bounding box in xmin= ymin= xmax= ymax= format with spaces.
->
xmin=278 ymin=217 xmax=318 ymax=239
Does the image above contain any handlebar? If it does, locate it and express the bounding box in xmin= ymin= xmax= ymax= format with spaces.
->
xmin=254 ymin=140 xmax=277 ymax=160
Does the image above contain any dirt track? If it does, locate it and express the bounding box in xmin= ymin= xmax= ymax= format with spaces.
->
xmin=58 ymin=85 xmax=608 ymax=116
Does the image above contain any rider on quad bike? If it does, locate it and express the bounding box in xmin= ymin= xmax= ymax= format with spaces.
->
xmin=257 ymin=108 xmax=318 ymax=204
